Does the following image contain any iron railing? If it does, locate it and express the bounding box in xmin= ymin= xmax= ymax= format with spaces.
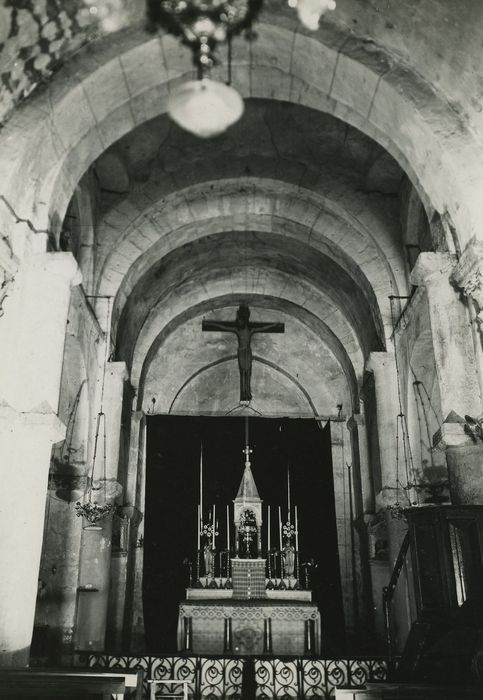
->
xmin=84 ymin=653 xmax=388 ymax=699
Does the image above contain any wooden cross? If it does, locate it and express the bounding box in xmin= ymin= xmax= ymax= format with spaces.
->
xmin=202 ymin=304 xmax=285 ymax=402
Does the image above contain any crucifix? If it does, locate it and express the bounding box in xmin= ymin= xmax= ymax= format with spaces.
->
xmin=202 ymin=304 xmax=285 ymax=402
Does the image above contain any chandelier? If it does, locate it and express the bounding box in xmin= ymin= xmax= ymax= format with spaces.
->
xmin=146 ymin=0 xmax=336 ymax=137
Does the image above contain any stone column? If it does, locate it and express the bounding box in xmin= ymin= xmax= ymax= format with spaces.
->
xmin=75 ymin=362 xmax=127 ymax=651
xmin=0 ymin=250 xmax=80 ymax=667
xmin=366 ymin=352 xmax=400 ymax=506
xmin=347 ymin=413 xmax=375 ymax=645
xmin=365 ymin=352 xmax=411 ymax=652
xmin=410 ymin=252 xmax=481 ymax=420
xmin=352 ymin=411 xmax=375 ymax=516
xmin=412 ymin=252 xmax=483 ymax=505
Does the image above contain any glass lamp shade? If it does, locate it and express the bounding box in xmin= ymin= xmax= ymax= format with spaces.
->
xmin=288 ymin=0 xmax=336 ymax=31
xmin=168 ymin=79 xmax=244 ymax=138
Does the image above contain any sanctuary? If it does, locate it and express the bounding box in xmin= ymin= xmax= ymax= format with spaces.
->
xmin=178 ymin=429 xmax=321 ymax=656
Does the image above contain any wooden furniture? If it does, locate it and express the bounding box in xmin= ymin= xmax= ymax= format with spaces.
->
xmin=405 ymin=505 xmax=483 ymax=619
xmin=0 ymin=669 xmax=143 ymax=699
xmin=335 ymin=682 xmax=483 ymax=699
xmin=147 ymin=679 xmax=193 ymax=700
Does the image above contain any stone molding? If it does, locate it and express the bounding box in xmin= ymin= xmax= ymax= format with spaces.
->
xmin=0 ymin=400 xmax=65 ymax=442
xmin=27 ymin=251 xmax=82 ymax=288
xmin=452 ymin=239 xmax=483 ymax=328
xmin=410 ymin=251 xmax=456 ymax=287
xmin=365 ymin=351 xmax=396 ymax=375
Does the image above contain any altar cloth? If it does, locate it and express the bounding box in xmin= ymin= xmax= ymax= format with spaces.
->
xmin=177 ymin=599 xmax=321 ymax=656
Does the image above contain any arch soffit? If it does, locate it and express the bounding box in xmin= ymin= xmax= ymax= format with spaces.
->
xmin=137 ymin=294 xmax=358 ymax=410
xmin=96 ymin=181 xmax=402 ymax=340
xmin=115 ymin=231 xmax=382 ymax=364
xmin=129 ymin=269 xmax=365 ymax=391
xmin=0 ymin=25 xmax=481 ymax=255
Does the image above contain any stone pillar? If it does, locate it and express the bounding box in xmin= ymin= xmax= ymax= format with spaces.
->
xmin=76 ymin=362 xmax=127 ymax=651
xmin=412 ymin=252 xmax=483 ymax=505
xmin=410 ymin=252 xmax=481 ymax=420
xmin=0 ymin=251 xmax=80 ymax=667
xmin=365 ymin=353 xmax=412 ymax=652
xmin=366 ymin=352 xmax=400 ymax=506
xmin=449 ymin=241 xmax=483 ymax=505
xmin=347 ymin=413 xmax=375 ymax=646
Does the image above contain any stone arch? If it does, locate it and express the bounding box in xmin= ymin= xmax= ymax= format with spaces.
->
xmin=0 ymin=24 xmax=481 ymax=261
xmin=168 ymin=355 xmax=320 ymax=416
xmin=94 ymin=179 xmax=405 ymax=343
xmin=135 ymin=292 xmax=359 ymax=413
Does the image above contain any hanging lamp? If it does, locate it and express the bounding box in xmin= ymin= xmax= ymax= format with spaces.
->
xmin=75 ymin=298 xmax=116 ymax=530
xmin=146 ymin=0 xmax=336 ymax=136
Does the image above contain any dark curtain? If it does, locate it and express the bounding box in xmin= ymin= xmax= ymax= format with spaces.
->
xmin=144 ymin=416 xmax=345 ymax=653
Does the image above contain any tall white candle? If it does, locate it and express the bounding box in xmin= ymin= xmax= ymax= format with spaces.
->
xmin=226 ymin=505 xmax=230 ymax=551
xmin=267 ymin=505 xmax=271 ymax=551
xmin=287 ymin=465 xmax=291 ymax=524
xmin=295 ymin=505 xmax=299 ymax=552
xmin=197 ymin=504 xmax=200 ymax=550
xmin=200 ymin=443 xmax=203 ymax=528
xmin=212 ymin=504 xmax=216 ymax=548
xmin=278 ymin=506 xmax=282 ymax=551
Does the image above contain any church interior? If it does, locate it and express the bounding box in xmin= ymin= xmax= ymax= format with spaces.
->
xmin=1 ymin=0 xmax=483 ymax=698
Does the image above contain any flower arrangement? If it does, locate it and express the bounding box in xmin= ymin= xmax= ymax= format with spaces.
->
xmin=201 ymin=522 xmax=218 ymax=540
xmin=282 ymin=521 xmax=295 ymax=541
xmin=75 ymin=500 xmax=115 ymax=524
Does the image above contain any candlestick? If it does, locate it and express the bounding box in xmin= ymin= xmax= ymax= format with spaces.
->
xmin=226 ymin=505 xmax=230 ymax=551
xmin=212 ymin=504 xmax=216 ymax=548
xmin=278 ymin=506 xmax=282 ymax=551
xmin=295 ymin=505 xmax=299 ymax=552
xmin=267 ymin=505 xmax=271 ymax=551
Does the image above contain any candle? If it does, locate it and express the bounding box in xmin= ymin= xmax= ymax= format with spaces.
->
xmin=226 ymin=505 xmax=230 ymax=551
xmin=278 ymin=506 xmax=282 ymax=551
xmin=199 ymin=443 xmax=203 ymax=528
xmin=295 ymin=505 xmax=299 ymax=552
xmin=197 ymin=504 xmax=200 ymax=550
xmin=212 ymin=504 xmax=216 ymax=548
xmin=267 ymin=505 xmax=271 ymax=551
xmin=287 ymin=465 xmax=291 ymax=524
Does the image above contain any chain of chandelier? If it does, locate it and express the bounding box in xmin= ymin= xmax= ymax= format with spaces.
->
xmin=146 ymin=0 xmax=336 ymax=137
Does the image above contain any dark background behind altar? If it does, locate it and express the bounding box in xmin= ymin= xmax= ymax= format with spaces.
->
xmin=144 ymin=416 xmax=345 ymax=653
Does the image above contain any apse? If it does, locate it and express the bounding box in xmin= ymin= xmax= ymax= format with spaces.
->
xmin=144 ymin=416 xmax=345 ymax=653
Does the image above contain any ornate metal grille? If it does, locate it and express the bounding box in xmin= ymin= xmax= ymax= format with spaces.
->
xmin=85 ymin=653 xmax=388 ymax=699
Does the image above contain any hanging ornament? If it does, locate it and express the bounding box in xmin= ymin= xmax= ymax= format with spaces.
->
xmin=75 ymin=298 xmax=116 ymax=530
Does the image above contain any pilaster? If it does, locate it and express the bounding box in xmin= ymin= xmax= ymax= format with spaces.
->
xmin=0 ymin=405 xmax=65 ymax=666
xmin=366 ymin=351 xmax=400 ymax=506
xmin=410 ymin=252 xmax=481 ymax=419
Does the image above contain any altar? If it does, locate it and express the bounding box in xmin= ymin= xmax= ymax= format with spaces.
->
xmin=178 ymin=589 xmax=321 ymax=656
xmin=177 ymin=435 xmax=322 ymax=657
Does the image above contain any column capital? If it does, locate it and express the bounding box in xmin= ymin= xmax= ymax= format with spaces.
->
xmin=27 ymin=251 xmax=82 ymax=287
xmin=0 ymin=401 xmax=65 ymax=443
xmin=366 ymin=351 xmax=395 ymax=375
xmin=107 ymin=361 xmax=129 ymax=383
xmin=409 ymin=252 xmax=456 ymax=287
xmin=452 ymin=239 xmax=483 ymax=326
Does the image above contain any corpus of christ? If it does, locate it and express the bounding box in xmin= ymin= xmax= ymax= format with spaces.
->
xmin=178 ymin=419 xmax=321 ymax=656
